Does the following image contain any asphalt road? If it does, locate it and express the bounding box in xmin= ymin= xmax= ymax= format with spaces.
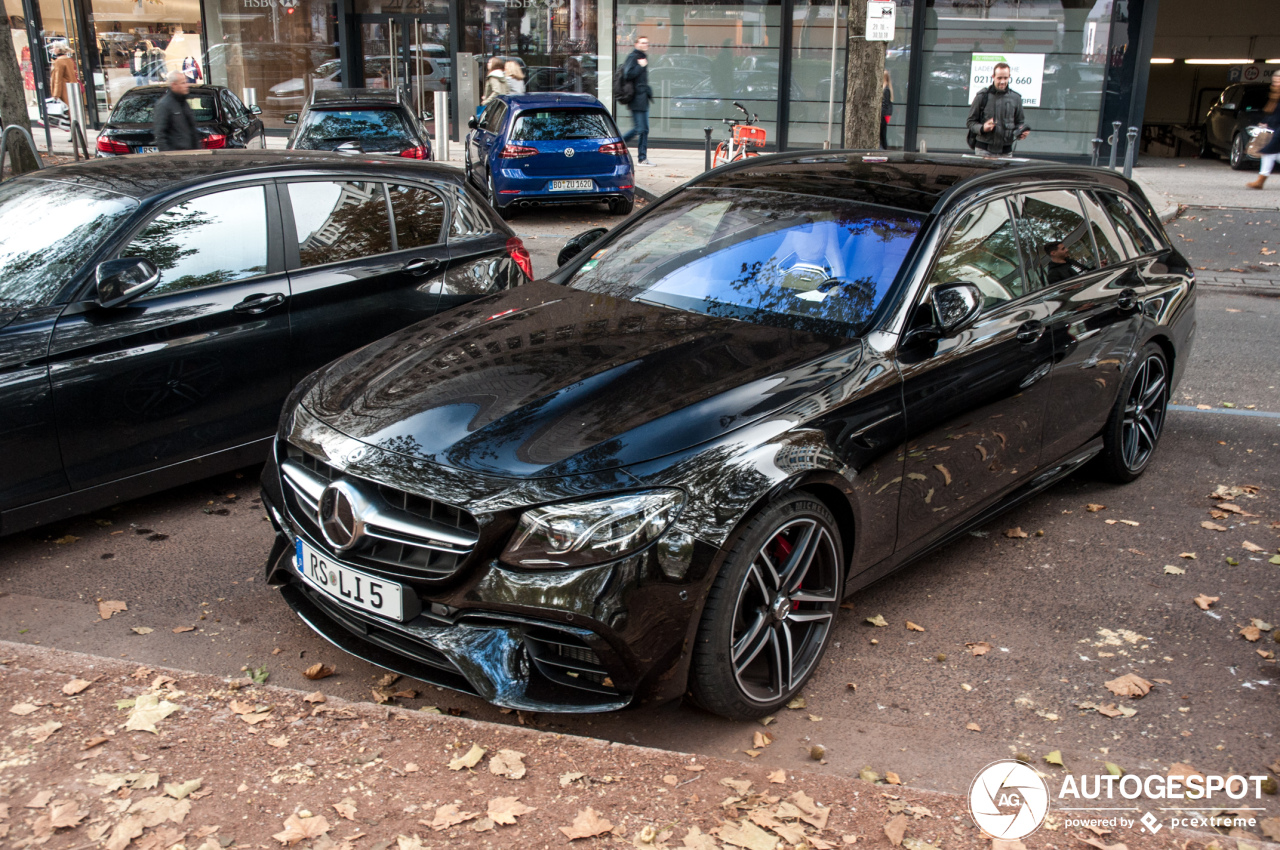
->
xmin=1 ymin=211 xmax=1277 ymax=808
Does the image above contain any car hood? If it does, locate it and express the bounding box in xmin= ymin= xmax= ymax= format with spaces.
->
xmin=303 ymin=281 xmax=859 ymax=478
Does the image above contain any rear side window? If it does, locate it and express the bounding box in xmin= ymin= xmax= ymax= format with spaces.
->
xmin=288 ymin=181 xmax=393 ymax=267
xmin=480 ymin=102 xmax=507 ymax=132
xmin=1011 ymin=191 xmax=1097 ymax=288
xmin=110 ymin=92 xmax=217 ymax=123
xmin=447 ymin=185 xmax=494 ymax=240
xmin=1097 ymin=192 xmax=1161 ymax=256
xmin=1078 ymin=191 xmax=1123 ymax=266
xmin=1240 ymin=86 xmax=1271 ymax=111
xmin=510 ymin=109 xmax=616 ymax=141
xmin=389 ymin=184 xmax=445 ymax=250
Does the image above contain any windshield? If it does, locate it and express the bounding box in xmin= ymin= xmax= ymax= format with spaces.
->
xmin=110 ymin=92 xmax=218 ymax=124
xmin=511 ymin=109 xmax=617 ymax=141
xmin=0 ymin=180 xmax=137 ymax=311
xmin=295 ymin=108 xmax=413 ymax=152
xmin=564 ymin=188 xmax=921 ymax=336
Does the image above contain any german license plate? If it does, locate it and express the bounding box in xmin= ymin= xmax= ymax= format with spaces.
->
xmin=551 ymin=179 xmax=593 ymax=191
xmin=295 ymin=538 xmax=405 ymax=621
xmin=139 ymin=146 xmax=159 ymax=153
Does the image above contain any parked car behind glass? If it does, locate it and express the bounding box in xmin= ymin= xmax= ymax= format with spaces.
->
xmin=0 ymin=151 xmax=530 ymax=536
xmin=96 ymin=85 xmax=266 ymax=156
xmin=261 ymin=152 xmax=1194 ymax=719
xmin=1201 ymin=82 xmax=1273 ymax=170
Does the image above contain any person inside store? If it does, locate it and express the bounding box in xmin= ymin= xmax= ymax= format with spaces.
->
xmin=49 ymin=43 xmax=80 ymax=106
xmin=966 ymin=62 xmax=1029 ymax=156
xmin=153 ymin=70 xmax=199 ymax=151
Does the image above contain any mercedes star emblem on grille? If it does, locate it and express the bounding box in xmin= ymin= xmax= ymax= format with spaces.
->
xmin=318 ymin=480 xmax=366 ymax=552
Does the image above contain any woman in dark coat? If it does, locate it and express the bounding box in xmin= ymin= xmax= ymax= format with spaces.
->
xmin=1246 ymin=74 xmax=1280 ymax=189
xmin=880 ymin=71 xmax=893 ymax=150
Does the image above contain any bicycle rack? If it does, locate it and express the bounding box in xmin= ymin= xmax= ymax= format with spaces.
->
xmin=0 ymin=124 xmax=45 ymax=180
xmin=69 ymin=120 xmax=91 ymax=161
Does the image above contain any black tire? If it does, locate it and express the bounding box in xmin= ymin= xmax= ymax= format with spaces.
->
xmin=608 ymin=196 xmax=634 ymax=216
xmin=1097 ymin=343 xmax=1169 ymax=483
xmin=487 ymin=175 xmax=516 ymax=220
xmin=688 ymin=493 xmax=844 ymax=720
xmin=1230 ymin=133 xmax=1251 ymax=170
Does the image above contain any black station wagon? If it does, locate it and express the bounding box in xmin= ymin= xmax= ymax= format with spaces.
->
xmin=261 ymin=152 xmax=1195 ymax=719
xmin=0 ymin=151 xmax=529 ymax=535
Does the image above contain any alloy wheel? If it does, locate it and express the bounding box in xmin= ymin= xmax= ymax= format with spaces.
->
xmin=1121 ymin=353 xmax=1167 ymax=472
xmin=1231 ymin=134 xmax=1244 ymax=169
xmin=729 ymin=517 xmax=840 ymax=704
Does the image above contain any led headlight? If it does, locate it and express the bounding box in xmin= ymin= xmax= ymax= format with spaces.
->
xmin=501 ymin=489 xmax=685 ymax=569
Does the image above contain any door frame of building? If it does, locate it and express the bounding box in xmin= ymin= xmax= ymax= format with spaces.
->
xmin=352 ymin=12 xmax=455 ymax=139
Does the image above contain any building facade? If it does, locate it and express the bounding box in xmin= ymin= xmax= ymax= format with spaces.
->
xmin=4 ymin=0 xmax=1157 ymax=161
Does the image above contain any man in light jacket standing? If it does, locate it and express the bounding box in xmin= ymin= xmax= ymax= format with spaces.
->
xmin=153 ymin=70 xmax=200 ymax=151
xmin=620 ymin=36 xmax=654 ymax=166
xmin=966 ymin=62 xmax=1029 ymax=156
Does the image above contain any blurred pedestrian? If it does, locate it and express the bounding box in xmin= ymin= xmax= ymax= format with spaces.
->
xmin=966 ymin=62 xmax=1029 ymax=156
xmin=49 ymin=44 xmax=80 ymax=106
xmin=1246 ymin=73 xmax=1280 ymax=189
xmin=620 ymin=35 xmax=654 ymax=166
xmin=504 ymin=61 xmax=526 ymax=94
xmin=480 ymin=56 xmax=507 ymax=117
xmin=880 ymin=71 xmax=893 ymax=150
xmin=153 ymin=70 xmax=199 ymax=151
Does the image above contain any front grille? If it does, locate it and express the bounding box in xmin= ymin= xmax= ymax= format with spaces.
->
xmin=523 ymin=627 xmax=618 ymax=696
xmin=281 ymin=444 xmax=480 ymax=581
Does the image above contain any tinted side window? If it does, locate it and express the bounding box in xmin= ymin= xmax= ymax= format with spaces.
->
xmin=447 ymin=185 xmax=494 ymax=240
xmin=127 ymin=186 xmax=268 ymax=297
xmin=928 ymin=200 xmax=1026 ymax=309
xmin=288 ymin=181 xmax=393 ymax=267
xmin=1098 ymin=193 xmax=1161 ymax=256
xmin=481 ymin=102 xmax=506 ymax=131
xmin=1078 ymin=191 xmax=1123 ymax=266
xmin=389 ymin=184 xmax=445 ymax=250
xmin=1011 ymin=191 xmax=1095 ymax=289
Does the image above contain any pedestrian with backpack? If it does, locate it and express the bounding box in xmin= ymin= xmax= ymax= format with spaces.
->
xmin=617 ymin=36 xmax=654 ymax=166
xmin=966 ymin=62 xmax=1029 ymax=156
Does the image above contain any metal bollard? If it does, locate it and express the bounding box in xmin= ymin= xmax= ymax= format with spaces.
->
xmin=704 ymin=127 xmax=713 ymax=171
xmin=1122 ymin=126 xmax=1139 ymax=179
xmin=242 ymin=88 xmax=257 ymax=109
xmin=434 ymin=90 xmax=449 ymax=161
xmin=1108 ymin=121 xmax=1121 ymax=170
xmin=1090 ymin=138 xmax=1103 ymax=167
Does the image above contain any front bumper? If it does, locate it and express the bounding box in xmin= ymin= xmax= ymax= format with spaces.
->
xmin=261 ymin=428 xmax=714 ymax=713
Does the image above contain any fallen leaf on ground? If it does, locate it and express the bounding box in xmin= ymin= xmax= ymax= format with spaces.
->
xmin=267 ymin=735 xmax=289 ymax=748
xmin=105 ymin=815 xmax=145 ymax=850
xmin=130 ymin=626 xmax=154 ymax=635
xmin=721 ymin=777 xmax=752 ymax=795
xmin=125 ymin=693 xmax=179 ymax=733
xmin=489 ymin=749 xmax=527 ymax=779
xmin=9 ymin=702 xmax=39 ymax=715
xmin=130 ymin=795 xmax=190 ymax=827
xmin=559 ymin=808 xmax=613 ymax=840
xmin=934 ymin=464 xmax=951 ymax=485
xmin=304 ymin=663 xmax=335 ymax=680
xmin=333 ymin=799 xmax=357 ymax=821
xmin=274 ymin=813 xmax=330 ymax=845
xmin=164 ymin=779 xmax=201 ymax=799
xmin=44 ymin=801 xmax=87 ymax=830
xmin=713 ymin=819 xmax=778 ymax=850
xmin=62 ymin=678 xmax=93 ymax=695
xmin=27 ymin=790 xmax=54 ymax=808
xmin=1086 ymin=504 xmax=1106 ymax=512
xmin=1180 ymin=552 xmax=1196 ymax=559
xmin=98 ymin=600 xmax=127 ymax=619
xmin=1105 ymin=674 xmax=1153 ymax=698
xmin=966 ymin=641 xmax=992 ymax=656
xmin=1201 ymin=521 xmax=1227 ymax=532
xmin=906 ymin=621 xmax=924 ymax=632
xmin=172 ymin=626 xmax=196 ymax=633
xmin=1163 ymin=565 xmax=1185 ymax=575
xmin=1193 ymin=594 xmax=1219 ymax=610
xmin=487 ymin=797 xmax=534 ymax=825
xmin=1241 ymin=626 xmax=1262 ymax=641
xmin=239 ymin=711 xmax=272 ymax=725
xmin=865 ymin=615 xmax=888 ymax=627
xmin=448 ymin=744 xmax=486 ymax=771
xmin=303 ymin=692 xmax=326 ymax=704
xmin=884 ymin=814 xmax=907 ymax=846
xmin=753 ymin=731 xmax=773 ymax=749
xmin=1044 ymin=750 xmax=1065 ymax=766
xmin=1242 ymin=541 xmax=1266 ymax=553
xmin=966 ymin=722 xmax=981 ymax=731
xmin=768 ymin=769 xmax=786 ymax=783
xmin=786 ymin=695 xmax=806 ymax=709
xmin=29 ymin=721 xmax=63 ymax=743
xmin=429 ymin=804 xmax=478 ymax=830
xmin=1004 ymin=527 xmax=1028 ymax=538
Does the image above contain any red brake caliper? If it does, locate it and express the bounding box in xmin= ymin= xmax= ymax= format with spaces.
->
xmin=768 ymin=535 xmax=801 ymax=608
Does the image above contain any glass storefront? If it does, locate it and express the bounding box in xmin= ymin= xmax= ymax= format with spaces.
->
xmin=463 ymin=0 xmax=598 ymax=95
xmin=88 ymin=0 xmax=203 ymax=116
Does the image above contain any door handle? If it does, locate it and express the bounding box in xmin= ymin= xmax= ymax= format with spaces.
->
xmin=1016 ymin=320 xmax=1045 ymax=344
xmin=1117 ymin=288 xmax=1139 ymax=313
xmin=404 ymin=258 xmax=441 ymax=276
xmin=233 ymin=293 xmax=285 ymax=314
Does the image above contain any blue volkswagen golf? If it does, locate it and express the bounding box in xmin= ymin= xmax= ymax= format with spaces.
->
xmin=465 ymin=93 xmax=635 ymax=218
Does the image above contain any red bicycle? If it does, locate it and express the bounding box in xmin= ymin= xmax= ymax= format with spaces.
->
xmin=712 ymin=101 xmax=766 ymax=168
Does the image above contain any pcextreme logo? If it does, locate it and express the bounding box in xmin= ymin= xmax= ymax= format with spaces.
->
xmin=968 ymin=761 xmax=1271 ymax=839
xmin=968 ymin=760 xmax=1051 ymax=840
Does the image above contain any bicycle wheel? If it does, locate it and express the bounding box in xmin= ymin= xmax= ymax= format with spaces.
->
xmin=712 ymin=143 xmax=730 ymax=168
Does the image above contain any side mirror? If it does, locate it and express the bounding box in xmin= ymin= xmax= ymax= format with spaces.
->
xmin=96 ymin=258 xmax=159 ymax=308
xmin=902 ymin=281 xmax=983 ymax=346
xmin=467 ymin=116 xmax=479 ymax=130
xmin=557 ymin=227 xmax=609 ymax=268
xmin=285 ymin=112 xmax=299 ymax=124
xmin=250 ymin=104 xmax=263 ymax=115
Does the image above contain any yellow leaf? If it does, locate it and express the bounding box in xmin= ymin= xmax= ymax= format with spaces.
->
xmin=487 ymin=797 xmax=534 ymax=825
xmin=273 ymin=813 xmax=330 ymax=845
xmin=1043 ymin=750 xmax=1065 ymax=766
xmin=906 ymin=621 xmax=924 ymax=632
xmin=559 ymin=808 xmax=613 ymax=840
xmin=125 ymin=693 xmax=178 ymax=734
xmin=448 ymin=744 xmax=486 ymax=771
xmin=1193 ymin=594 xmax=1218 ymax=610
xmin=98 ymin=600 xmax=128 ymax=620
xmin=1105 ymin=673 xmax=1153 ymax=698
xmin=488 ymin=748 xmax=527 ymax=779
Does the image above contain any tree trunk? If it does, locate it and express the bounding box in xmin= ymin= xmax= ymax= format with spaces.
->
xmin=842 ymin=0 xmax=886 ymax=150
xmin=0 ymin=26 xmax=41 ymax=176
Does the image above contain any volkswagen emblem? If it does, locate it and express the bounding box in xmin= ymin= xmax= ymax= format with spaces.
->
xmin=564 ymin=147 xmax=575 ymax=158
xmin=318 ymin=480 xmax=368 ymax=553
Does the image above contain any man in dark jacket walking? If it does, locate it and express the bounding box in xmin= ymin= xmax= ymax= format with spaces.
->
xmin=966 ymin=62 xmax=1029 ymax=156
xmin=620 ymin=36 xmax=654 ymax=166
xmin=153 ymin=71 xmax=200 ymax=151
